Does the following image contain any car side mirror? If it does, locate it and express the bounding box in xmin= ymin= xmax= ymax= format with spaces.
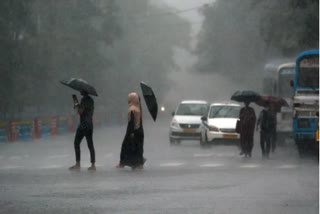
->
xmin=201 ymin=116 xmax=207 ymax=121
xmin=171 ymin=111 xmax=175 ymax=117
xmin=290 ymin=80 xmax=294 ymax=87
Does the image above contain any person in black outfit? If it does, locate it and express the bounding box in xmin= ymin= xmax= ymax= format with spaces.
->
xmin=256 ymin=103 xmax=276 ymax=158
xmin=69 ymin=90 xmax=96 ymax=171
xmin=239 ymin=101 xmax=256 ymax=158
xmin=116 ymin=92 xmax=146 ymax=170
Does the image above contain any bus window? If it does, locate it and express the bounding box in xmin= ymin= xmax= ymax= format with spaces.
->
xmin=278 ymin=67 xmax=294 ymax=97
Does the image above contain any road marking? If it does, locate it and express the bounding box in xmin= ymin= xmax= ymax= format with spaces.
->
xmin=48 ymin=154 xmax=70 ymax=159
xmin=277 ymin=164 xmax=298 ymax=169
xmin=159 ymin=162 xmax=185 ymax=167
xmin=9 ymin=156 xmax=22 ymax=160
xmin=82 ymin=164 xmax=104 ymax=168
xmin=215 ymin=153 xmax=236 ymax=157
xmin=193 ymin=153 xmax=213 ymax=157
xmin=240 ymin=164 xmax=261 ymax=168
xmin=39 ymin=165 xmax=62 ymax=169
xmin=200 ymin=163 xmax=224 ymax=168
xmin=1 ymin=165 xmax=21 ymax=169
xmin=104 ymin=153 xmax=114 ymax=158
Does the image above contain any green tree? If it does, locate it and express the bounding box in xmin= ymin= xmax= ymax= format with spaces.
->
xmin=196 ymin=0 xmax=319 ymax=85
xmin=0 ymin=0 xmax=190 ymax=120
xmin=0 ymin=0 xmax=35 ymax=118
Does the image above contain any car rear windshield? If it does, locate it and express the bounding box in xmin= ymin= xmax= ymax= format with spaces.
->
xmin=209 ymin=105 xmax=240 ymax=118
xmin=176 ymin=103 xmax=208 ymax=116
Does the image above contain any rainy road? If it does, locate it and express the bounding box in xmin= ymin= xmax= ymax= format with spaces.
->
xmin=0 ymin=118 xmax=318 ymax=214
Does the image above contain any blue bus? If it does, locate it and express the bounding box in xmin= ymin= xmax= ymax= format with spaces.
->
xmin=292 ymin=49 xmax=319 ymax=156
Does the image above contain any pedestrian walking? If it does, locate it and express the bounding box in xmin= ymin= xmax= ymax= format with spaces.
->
xmin=116 ymin=92 xmax=146 ymax=170
xmin=69 ymin=90 xmax=96 ymax=171
xmin=256 ymin=103 xmax=276 ymax=158
xmin=239 ymin=101 xmax=256 ymax=157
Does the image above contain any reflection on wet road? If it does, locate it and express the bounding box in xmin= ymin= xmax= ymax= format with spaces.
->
xmin=0 ymin=119 xmax=318 ymax=214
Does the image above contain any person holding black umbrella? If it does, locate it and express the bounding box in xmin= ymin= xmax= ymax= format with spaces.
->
xmin=116 ymin=92 xmax=146 ymax=170
xmin=231 ymin=91 xmax=258 ymax=157
xmin=239 ymin=101 xmax=256 ymax=157
xmin=69 ymin=90 xmax=96 ymax=171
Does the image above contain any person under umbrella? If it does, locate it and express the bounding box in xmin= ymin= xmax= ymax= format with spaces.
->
xmin=116 ymin=92 xmax=146 ymax=170
xmin=255 ymin=95 xmax=289 ymax=152
xmin=239 ymin=101 xmax=256 ymax=157
xmin=69 ymin=90 xmax=96 ymax=171
xmin=231 ymin=91 xmax=258 ymax=157
xmin=256 ymin=102 xmax=277 ymax=158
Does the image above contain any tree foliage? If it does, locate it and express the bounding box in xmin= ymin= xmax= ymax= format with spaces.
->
xmin=196 ymin=0 xmax=319 ymax=84
xmin=0 ymin=0 xmax=191 ymax=119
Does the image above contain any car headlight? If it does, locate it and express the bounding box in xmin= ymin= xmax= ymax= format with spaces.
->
xmin=171 ymin=120 xmax=180 ymax=128
xmin=208 ymin=125 xmax=219 ymax=132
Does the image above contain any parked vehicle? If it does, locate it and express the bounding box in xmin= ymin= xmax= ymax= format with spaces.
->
xmin=169 ymin=100 xmax=209 ymax=144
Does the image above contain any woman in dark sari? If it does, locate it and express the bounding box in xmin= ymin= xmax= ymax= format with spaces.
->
xmin=116 ymin=92 xmax=146 ymax=170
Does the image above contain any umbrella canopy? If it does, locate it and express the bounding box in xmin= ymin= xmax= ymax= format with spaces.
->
xmin=231 ymin=90 xmax=260 ymax=103
xmin=255 ymin=96 xmax=289 ymax=112
xmin=60 ymin=78 xmax=98 ymax=96
xmin=140 ymin=82 xmax=158 ymax=121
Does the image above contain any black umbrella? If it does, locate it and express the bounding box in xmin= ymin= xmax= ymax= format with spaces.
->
xmin=60 ymin=78 xmax=98 ymax=96
xmin=140 ymin=82 xmax=158 ymax=121
xmin=231 ymin=90 xmax=260 ymax=103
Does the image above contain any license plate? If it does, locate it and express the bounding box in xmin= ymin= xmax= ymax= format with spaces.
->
xmin=183 ymin=128 xmax=196 ymax=133
xmin=223 ymin=134 xmax=237 ymax=139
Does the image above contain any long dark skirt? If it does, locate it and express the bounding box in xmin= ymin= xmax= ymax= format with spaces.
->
xmin=240 ymin=128 xmax=254 ymax=156
xmin=120 ymin=126 xmax=145 ymax=168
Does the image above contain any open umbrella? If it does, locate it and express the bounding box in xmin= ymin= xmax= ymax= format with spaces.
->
xmin=255 ymin=96 xmax=289 ymax=112
xmin=60 ymin=78 xmax=98 ymax=96
xmin=231 ymin=90 xmax=260 ymax=103
xmin=140 ymin=82 xmax=158 ymax=121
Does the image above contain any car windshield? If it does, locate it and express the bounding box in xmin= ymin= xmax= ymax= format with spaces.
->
xmin=176 ymin=103 xmax=208 ymax=116
xmin=209 ymin=105 xmax=240 ymax=118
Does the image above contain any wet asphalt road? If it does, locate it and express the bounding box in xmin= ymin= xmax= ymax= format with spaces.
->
xmin=0 ymin=118 xmax=318 ymax=214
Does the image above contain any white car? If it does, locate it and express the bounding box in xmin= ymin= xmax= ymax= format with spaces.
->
xmin=199 ymin=102 xmax=241 ymax=146
xmin=169 ymin=100 xmax=209 ymax=144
